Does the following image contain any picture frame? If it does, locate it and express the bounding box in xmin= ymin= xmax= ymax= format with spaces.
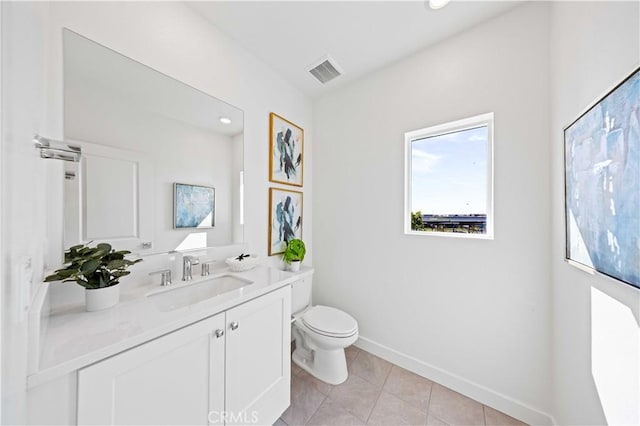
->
xmin=564 ymin=65 xmax=640 ymax=289
xmin=268 ymin=187 xmax=303 ymax=256
xmin=269 ymin=112 xmax=304 ymax=187
xmin=174 ymin=183 xmax=215 ymax=229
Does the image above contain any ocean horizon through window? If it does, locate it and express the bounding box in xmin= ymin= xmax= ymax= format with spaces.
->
xmin=404 ymin=113 xmax=494 ymax=239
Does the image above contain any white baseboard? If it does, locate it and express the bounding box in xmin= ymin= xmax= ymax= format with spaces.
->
xmin=354 ymin=336 xmax=554 ymax=426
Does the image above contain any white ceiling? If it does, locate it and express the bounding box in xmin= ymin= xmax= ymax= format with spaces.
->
xmin=188 ymin=1 xmax=523 ymax=99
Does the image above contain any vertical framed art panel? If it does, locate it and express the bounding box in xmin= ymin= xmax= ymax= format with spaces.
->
xmin=268 ymin=187 xmax=302 ymax=256
xmin=269 ymin=113 xmax=304 ymax=187
xmin=564 ymin=65 xmax=640 ymax=289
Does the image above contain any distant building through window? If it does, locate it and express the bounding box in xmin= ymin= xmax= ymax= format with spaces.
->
xmin=404 ymin=113 xmax=494 ymax=239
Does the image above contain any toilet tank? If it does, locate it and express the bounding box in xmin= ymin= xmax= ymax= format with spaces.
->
xmin=291 ymin=274 xmax=313 ymax=315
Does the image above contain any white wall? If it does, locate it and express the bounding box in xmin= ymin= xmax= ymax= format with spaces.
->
xmin=1 ymin=2 xmax=58 ymax=424
xmin=549 ymin=2 xmax=640 ymax=425
xmin=2 ymin=2 xmax=312 ymax=423
xmin=313 ymin=3 xmax=552 ymax=424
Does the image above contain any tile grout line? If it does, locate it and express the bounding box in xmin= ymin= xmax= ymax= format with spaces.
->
xmin=482 ymin=404 xmax=487 ymax=426
xmin=363 ymin=362 xmax=393 ymax=424
xmin=294 ymin=360 xmax=330 ymax=426
xmin=387 ymin=365 xmax=432 ymax=416
xmin=322 ymin=346 xmax=361 ymax=424
xmin=303 ymin=392 xmax=328 ymax=426
xmin=349 ymin=351 xmax=392 ymax=390
xmin=289 ymin=356 xmax=328 ymax=426
xmin=420 ymin=375 xmax=434 ymax=424
xmin=425 ymin=379 xmax=435 ymax=421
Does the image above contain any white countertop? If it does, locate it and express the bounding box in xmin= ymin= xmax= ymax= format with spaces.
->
xmin=28 ymin=265 xmax=313 ymax=388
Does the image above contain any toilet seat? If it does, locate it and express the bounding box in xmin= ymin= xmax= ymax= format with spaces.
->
xmin=301 ymin=305 xmax=358 ymax=338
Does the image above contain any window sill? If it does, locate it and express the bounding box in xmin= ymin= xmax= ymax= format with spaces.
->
xmin=404 ymin=230 xmax=494 ymax=240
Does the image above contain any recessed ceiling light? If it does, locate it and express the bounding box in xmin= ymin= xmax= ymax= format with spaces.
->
xmin=219 ymin=117 xmax=232 ymax=124
xmin=428 ymin=0 xmax=451 ymax=10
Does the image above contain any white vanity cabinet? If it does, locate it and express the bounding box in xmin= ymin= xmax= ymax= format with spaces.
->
xmin=224 ymin=286 xmax=291 ymax=425
xmin=77 ymin=313 xmax=226 ymax=425
xmin=31 ymin=286 xmax=291 ymax=426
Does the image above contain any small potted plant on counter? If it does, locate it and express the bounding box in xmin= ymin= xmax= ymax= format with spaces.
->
xmin=45 ymin=243 xmax=142 ymax=311
xmin=283 ymin=239 xmax=306 ymax=272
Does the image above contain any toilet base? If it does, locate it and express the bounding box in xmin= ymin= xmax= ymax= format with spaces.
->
xmin=292 ymin=347 xmax=348 ymax=385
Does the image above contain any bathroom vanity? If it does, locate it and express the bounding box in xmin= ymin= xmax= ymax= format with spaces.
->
xmin=23 ymin=24 xmax=308 ymax=426
xmin=27 ymin=266 xmax=311 ymax=425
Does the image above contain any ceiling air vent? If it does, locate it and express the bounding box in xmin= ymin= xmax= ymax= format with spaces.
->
xmin=307 ymin=55 xmax=343 ymax=84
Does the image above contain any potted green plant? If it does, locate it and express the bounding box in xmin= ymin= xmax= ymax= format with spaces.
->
xmin=45 ymin=243 xmax=142 ymax=311
xmin=283 ymin=239 xmax=306 ymax=272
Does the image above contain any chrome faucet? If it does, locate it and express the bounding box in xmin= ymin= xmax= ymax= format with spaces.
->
xmin=201 ymin=260 xmax=216 ymax=276
xmin=182 ymin=255 xmax=200 ymax=281
xmin=149 ymin=269 xmax=172 ymax=287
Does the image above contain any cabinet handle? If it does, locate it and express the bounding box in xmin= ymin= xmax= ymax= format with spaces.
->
xmin=214 ymin=329 xmax=224 ymax=338
xmin=229 ymin=321 xmax=239 ymax=331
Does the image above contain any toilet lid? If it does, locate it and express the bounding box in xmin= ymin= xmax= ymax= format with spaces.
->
xmin=302 ymin=305 xmax=358 ymax=337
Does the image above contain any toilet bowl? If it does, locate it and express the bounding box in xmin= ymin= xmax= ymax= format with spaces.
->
xmin=292 ymin=305 xmax=358 ymax=385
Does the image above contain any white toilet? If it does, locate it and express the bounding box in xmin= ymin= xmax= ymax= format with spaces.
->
xmin=291 ymin=271 xmax=358 ymax=385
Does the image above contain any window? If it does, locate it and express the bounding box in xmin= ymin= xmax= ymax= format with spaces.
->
xmin=404 ymin=113 xmax=494 ymax=239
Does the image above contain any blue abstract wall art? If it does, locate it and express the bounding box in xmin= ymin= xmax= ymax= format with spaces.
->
xmin=565 ymin=66 xmax=640 ymax=289
xmin=174 ymin=183 xmax=215 ymax=229
xmin=268 ymin=187 xmax=302 ymax=255
xmin=270 ymin=112 xmax=304 ymax=187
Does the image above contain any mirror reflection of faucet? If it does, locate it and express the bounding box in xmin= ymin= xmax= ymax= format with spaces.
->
xmin=182 ymin=255 xmax=200 ymax=281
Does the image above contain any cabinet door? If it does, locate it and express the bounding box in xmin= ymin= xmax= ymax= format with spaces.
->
xmin=77 ymin=314 xmax=225 ymax=425
xmin=225 ymin=286 xmax=291 ymax=425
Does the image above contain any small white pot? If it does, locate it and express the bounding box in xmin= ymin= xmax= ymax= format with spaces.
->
xmin=85 ymin=285 xmax=120 ymax=312
xmin=288 ymin=261 xmax=301 ymax=272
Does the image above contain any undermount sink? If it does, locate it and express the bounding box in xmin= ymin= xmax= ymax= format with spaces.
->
xmin=147 ymin=275 xmax=253 ymax=312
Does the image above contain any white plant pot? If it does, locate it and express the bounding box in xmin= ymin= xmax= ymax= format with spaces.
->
xmin=85 ymin=285 xmax=120 ymax=312
xmin=288 ymin=261 xmax=301 ymax=272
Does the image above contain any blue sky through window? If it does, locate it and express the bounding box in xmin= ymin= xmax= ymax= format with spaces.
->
xmin=411 ymin=125 xmax=488 ymax=215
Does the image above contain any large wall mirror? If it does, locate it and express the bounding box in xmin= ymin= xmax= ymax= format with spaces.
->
xmin=63 ymin=29 xmax=244 ymax=256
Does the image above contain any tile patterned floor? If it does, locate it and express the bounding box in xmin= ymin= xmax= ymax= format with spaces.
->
xmin=277 ymin=346 xmax=527 ymax=426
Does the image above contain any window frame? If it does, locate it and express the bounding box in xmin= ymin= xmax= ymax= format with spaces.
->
xmin=404 ymin=112 xmax=494 ymax=239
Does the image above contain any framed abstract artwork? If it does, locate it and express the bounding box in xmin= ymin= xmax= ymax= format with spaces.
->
xmin=174 ymin=183 xmax=215 ymax=229
xmin=269 ymin=112 xmax=304 ymax=187
xmin=564 ymin=66 xmax=640 ymax=289
xmin=268 ymin=187 xmax=302 ymax=256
